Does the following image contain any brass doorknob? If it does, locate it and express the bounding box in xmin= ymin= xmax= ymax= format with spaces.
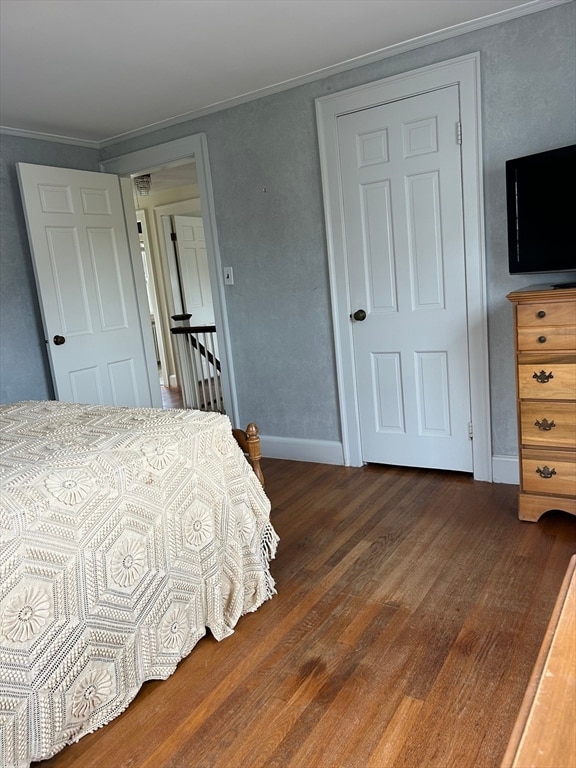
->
xmin=53 ymin=335 xmax=66 ymax=345
xmin=352 ymin=309 xmax=367 ymax=321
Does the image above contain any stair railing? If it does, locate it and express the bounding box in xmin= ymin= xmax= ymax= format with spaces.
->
xmin=170 ymin=317 xmax=224 ymax=412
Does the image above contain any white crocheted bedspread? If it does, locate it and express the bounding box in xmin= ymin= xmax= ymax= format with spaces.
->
xmin=0 ymin=401 xmax=278 ymax=768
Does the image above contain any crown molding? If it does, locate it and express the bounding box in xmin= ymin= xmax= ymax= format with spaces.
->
xmin=0 ymin=125 xmax=100 ymax=149
xmin=1 ymin=0 xmax=571 ymax=149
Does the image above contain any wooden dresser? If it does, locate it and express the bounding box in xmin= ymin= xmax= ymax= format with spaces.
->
xmin=507 ymin=285 xmax=576 ymax=522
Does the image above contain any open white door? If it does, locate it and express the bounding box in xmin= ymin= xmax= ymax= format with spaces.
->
xmin=17 ymin=163 xmax=161 ymax=408
xmin=174 ymin=215 xmax=215 ymax=326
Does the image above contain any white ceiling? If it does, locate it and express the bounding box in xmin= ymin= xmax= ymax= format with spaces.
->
xmin=0 ymin=0 xmax=564 ymax=145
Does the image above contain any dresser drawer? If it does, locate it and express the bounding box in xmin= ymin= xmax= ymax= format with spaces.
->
xmin=520 ymin=402 xmax=576 ymax=448
xmin=517 ymin=300 xmax=576 ymax=328
xmin=517 ymin=325 xmax=576 ymax=351
xmin=518 ymin=363 xmax=576 ymax=400
xmin=521 ymin=449 xmax=576 ymax=497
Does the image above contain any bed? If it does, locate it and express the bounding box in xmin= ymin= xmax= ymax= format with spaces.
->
xmin=0 ymin=400 xmax=278 ymax=768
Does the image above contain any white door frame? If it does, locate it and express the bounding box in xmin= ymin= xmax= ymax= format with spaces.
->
xmin=135 ymin=207 xmax=170 ymax=387
xmin=101 ymin=134 xmax=239 ymax=426
xmin=316 ymin=53 xmax=492 ymax=481
xmin=118 ymin=177 xmax=164 ymax=406
xmin=154 ymin=199 xmax=207 ymax=315
xmin=153 ymin=200 xmax=200 ymax=319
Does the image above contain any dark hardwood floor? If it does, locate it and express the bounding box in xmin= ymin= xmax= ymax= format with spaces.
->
xmin=161 ymin=385 xmax=184 ymax=409
xmin=36 ymin=460 xmax=576 ymax=768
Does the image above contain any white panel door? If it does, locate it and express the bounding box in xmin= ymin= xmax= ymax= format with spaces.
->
xmin=338 ymin=85 xmax=473 ymax=471
xmin=174 ymin=215 xmax=215 ymax=325
xmin=17 ymin=163 xmax=159 ymax=407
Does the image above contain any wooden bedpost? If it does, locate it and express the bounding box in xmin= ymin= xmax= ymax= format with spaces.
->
xmin=232 ymin=423 xmax=264 ymax=486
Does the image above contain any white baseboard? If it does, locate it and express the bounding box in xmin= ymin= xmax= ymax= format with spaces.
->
xmin=260 ymin=435 xmax=344 ymax=465
xmin=492 ymin=454 xmax=519 ymax=484
xmin=259 ymin=438 xmax=520 ymax=485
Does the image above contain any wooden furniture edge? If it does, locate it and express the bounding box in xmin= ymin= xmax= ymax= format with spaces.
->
xmin=519 ymin=492 xmax=576 ymax=522
xmin=506 ymin=284 xmax=576 ymax=303
xmin=500 ymin=553 xmax=576 ymax=767
xmin=232 ymin=423 xmax=265 ymax=487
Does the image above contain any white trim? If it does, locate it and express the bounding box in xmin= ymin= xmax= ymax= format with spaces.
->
xmin=492 ymin=455 xmax=520 ymax=485
xmin=135 ymin=208 xmax=170 ymax=387
xmin=119 ymin=178 xmax=162 ymax=408
xmin=260 ymin=436 xmax=345 ymax=465
xmin=1 ymin=0 xmax=569 ymax=147
xmin=100 ymin=137 xmax=198 ymax=176
xmin=0 ymin=124 xmax=100 ymax=148
xmin=152 ymin=202 xmax=201 ymax=321
xmin=100 ymin=135 xmax=240 ymax=427
xmin=316 ymin=53 xmax=493 ymax=481
xmin=260 ymin=437 xmax=521 ymax=480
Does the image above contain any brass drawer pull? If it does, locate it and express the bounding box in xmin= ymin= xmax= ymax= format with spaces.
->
xmin=537 ymin=310 xmax=546 ymax=319
xmin=535 ymin=466 xmax=557 ymax=479
xmin=537 ymin=336 xmax=547 ymax=344
xmin=533 ymin=370 xmax=554 ymax=383
xmin=534 ymin=418 xmax=556 ymax=431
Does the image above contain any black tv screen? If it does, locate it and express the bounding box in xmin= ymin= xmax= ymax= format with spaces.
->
xmin=506 ymin=144 xmax=576 ymax=275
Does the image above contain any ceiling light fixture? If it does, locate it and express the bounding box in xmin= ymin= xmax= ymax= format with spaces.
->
xmin=134 ymin=174 xmax=151 ymax=195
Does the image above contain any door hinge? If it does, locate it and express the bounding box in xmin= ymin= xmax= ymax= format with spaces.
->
xmin=468 ymin=421 xmax=473 ymax=439
xmin=456 ymin=121 xmax=462 ymax=145
xmin=170 ymin=232 xmax=177 ymax=242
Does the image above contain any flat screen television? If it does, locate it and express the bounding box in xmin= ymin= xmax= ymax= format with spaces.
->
xmin=506 ymin=144 xmax=576 ymax=276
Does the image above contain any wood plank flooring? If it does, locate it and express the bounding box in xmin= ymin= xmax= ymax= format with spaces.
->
xmin=160 ymin=385 xmax=184 ymax=409
xmin=35 ymin=460 xmax=576 ymax=768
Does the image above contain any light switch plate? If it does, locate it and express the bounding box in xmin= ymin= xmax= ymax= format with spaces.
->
xmin=224 ymin=267 xmax=234 ymax=285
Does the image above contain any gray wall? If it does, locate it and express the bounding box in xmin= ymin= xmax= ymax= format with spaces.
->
xmin=0 ymin=135 xmax=101 ymax=403
xmin=480 ymin=7 xmax=576 ymax=455
xmin=2 ymin=4 xmax=575 ymax=460
xmin=101 ymin=3 xmax=576 ymax=455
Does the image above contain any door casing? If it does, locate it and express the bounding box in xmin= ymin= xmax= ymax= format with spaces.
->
xmin=135 ymin=208 xmax=170 ymax=387
xmin=101 ymin=134 xmax=240 ymax=427
xmin=316 ymin=53 xmax=492 ymax=481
